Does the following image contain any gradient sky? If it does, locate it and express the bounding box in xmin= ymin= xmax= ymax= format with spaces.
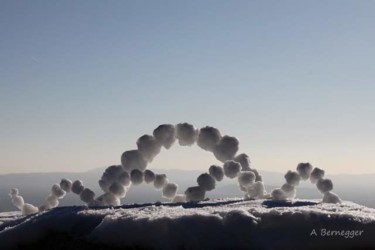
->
xmin=1 ymin=1 xmax=374 ymax=174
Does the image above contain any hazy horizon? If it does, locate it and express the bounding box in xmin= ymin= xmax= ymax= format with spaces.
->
xmin=1 ymin=1 xmax=374 ymax=175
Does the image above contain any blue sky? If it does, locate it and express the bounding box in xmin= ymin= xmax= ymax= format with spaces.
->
xmin=0 ymin=0 xmax=374 ymax=174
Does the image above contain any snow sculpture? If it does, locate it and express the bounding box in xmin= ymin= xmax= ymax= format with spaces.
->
xmin=10 ymin=123 xmax=341 ymax=215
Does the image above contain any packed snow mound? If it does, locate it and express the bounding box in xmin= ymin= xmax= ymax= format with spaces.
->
xmin=1 ymin=198 xmax=374 ymax=250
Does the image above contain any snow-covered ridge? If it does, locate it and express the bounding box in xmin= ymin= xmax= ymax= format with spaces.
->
xmin=1 ymin=198 xmax=374 ymax=249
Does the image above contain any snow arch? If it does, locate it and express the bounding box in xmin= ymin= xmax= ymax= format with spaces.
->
xmin=270 ymin=163 xmax=341 ymax=204
xmin=9 ymin=123 xmax=341 ymax=215
xmin=93 ymin=122 xmax=266 ymax=205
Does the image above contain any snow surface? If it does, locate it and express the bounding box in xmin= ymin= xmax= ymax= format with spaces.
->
xmin=0 ymin=198 xmax=374 ymax=249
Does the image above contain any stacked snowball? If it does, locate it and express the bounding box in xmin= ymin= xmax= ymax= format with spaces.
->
xmin=271 ymin=163 xmax=341 ymax=203
xmin=9 ymin=188 xmax=38 ymax=216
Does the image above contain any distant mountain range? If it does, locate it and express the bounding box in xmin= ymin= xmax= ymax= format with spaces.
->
xmin=1 ymin=167 xmax=374 ymax=212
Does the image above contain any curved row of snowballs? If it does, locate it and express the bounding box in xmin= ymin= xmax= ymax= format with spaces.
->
xmin=9 ymin=123 xmax=341 ymax=215
xmin=271 ymin=163 xmax=341 ymax=203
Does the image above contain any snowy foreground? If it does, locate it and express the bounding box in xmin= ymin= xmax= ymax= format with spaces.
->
xmin=1 ymin=198 xmax=375 ymax=250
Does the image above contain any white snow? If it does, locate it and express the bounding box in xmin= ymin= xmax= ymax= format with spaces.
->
xmin=1 ymin=198 xmax=374 ymax=249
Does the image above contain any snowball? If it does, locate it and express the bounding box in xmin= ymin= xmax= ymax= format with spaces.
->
xmin=60 ymin=178 xmax=72 ymax=192
xmin=197 ymin=126 xmax=221 ymax=151
xmin=223 ymin=160 xmax=241 ymax=179
xmin=322 ymin=191 xmax=341 ymax=204
xmin=96 ymin=193 xmax=120 ymax=206
xmin=281 ymin=183 xmax=296 ymax=199
xmin=247 ymin=181 xmax=266 ymax=199
xmin=185 ymin=186 xmax=205 ymax=202
xmin=136 ymin=134 xmax=161 ymax=162
xmin=121 ymin=150 xmax=148 ymax=172
xmin=176 ymin=122 xmax=198 ymax=146
xmin=102 ymin=165 xmax=124 ymax=182
xmin=22 ymin=203 xmax=39 ymax=215
xmin=310 ymin=167 xmax=325 ymax=184
xmin=80 ymin=188 xmax=95 ymax=203
xmin=234 ymin=154 xmax=251 ymax=171
xmin=144 ymin=169 xmax=156 ymax=183
xmin=284 ymin=170 xmax=301 ymax=186
xmin=72 ymin=180 xmax=84 ymax=195
xmin=44 ymin=194 xmax=59 ymax=209
xmin=317 ymin=178 xmax=333 ymax=193
xmin=172 ymin=194 xmax=186 ymax=203
xmin=208 ymin=165 xmax=224 ymax=181
xmin=271 ymin=188 xmax=287 ymax=201
xmin=162 ymin=183 xmax=178 ymax=199
xmin=9 ymin=189 xmax=24 ymax=210
xmin=153 ymin=124 xmax=176 ymax=149
xmin=213 ymin=136 xmax=239 ymax=162
xmin=51 ymin=184 xmax=66 ymax=199
xmin=154 ymin=174 xmax=168 ymax=189
xmin=109 ymin=182 xmax=126 ymax=198
xmin=238 ymin=171 xmax=256 ymax=188
xmin=296 ymin=162 xmax=313 ymax=180
xmin=197 ymin=173 xmax=216 ymax=191
xmin=118 ymin=171 xmax=131 ymax=187
xmin=130 ymin=169 xmax=144 ymax=185
xmin=11 ymin=195 xmax=24 ymax=210
xmin=10 ymin=188 xmax=19 ymax=195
